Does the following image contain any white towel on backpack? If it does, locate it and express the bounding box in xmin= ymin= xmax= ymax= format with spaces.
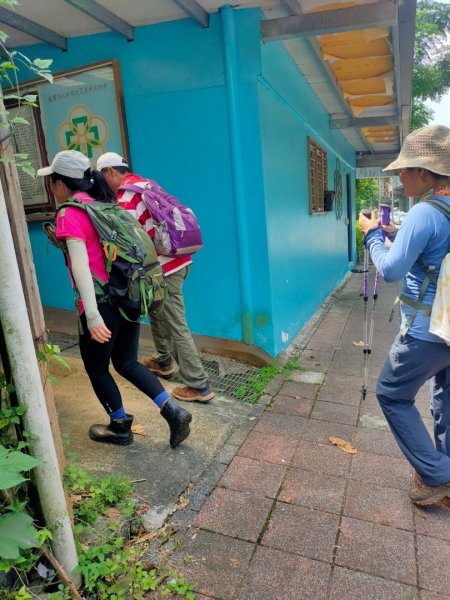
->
xmin=429 ymin=253 xmax=450 ymax=344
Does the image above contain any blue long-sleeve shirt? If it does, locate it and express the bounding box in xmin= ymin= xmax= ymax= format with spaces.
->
xmin=366 ymin=198 xmax=450 ymax=343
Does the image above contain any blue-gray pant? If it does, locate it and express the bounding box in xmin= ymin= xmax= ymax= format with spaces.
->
xmin=376 ymin=334 xmax=450 ymax=486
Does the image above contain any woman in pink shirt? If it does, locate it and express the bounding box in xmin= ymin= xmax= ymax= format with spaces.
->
xmin=38 ymin=150 xmax=191 ymax=448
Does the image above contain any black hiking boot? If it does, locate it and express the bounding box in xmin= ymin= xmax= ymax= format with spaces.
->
xmin=160 ymin=398 xmax=192 ymax=448
xmin=89 ymin=414 xmax=134 ymax=446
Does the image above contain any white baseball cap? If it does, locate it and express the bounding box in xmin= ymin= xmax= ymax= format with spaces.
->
xmin=97 ymin=152 xmax=129 ymax=171
xmin=37 ymin=150 xmax=91 ymax=179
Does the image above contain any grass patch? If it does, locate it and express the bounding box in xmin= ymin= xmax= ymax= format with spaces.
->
xmin=234 ymin=354 xmax=305 ymax=404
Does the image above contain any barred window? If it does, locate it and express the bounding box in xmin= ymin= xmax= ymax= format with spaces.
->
xmin=308 ymin=137 xmax=328 ymax=214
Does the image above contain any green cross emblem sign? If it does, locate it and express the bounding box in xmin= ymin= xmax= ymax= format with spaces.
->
xmin=65 ymin=115 xmax=101 ymax=158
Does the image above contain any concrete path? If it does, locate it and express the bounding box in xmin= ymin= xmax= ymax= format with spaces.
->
xmin=51 ymin=355 xmax=264 ymax=531
xmin=49 ymin=271 xmax=450 ymax=599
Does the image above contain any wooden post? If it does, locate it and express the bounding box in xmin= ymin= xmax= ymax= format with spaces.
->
xmin=0 ymin=106 xmax=66 ymax=477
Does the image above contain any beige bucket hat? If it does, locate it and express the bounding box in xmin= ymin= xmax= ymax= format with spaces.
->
xmin=383 ymin=124 xmax=450 ymax=176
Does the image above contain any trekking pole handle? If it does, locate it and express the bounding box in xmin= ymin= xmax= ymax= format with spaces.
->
xmin=361 ymin=209 xmax=372 ymax=248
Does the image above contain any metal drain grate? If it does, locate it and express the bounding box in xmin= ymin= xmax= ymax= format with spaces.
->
xmin=48 ymin=331 xmax=260 ymax=401
xmin=48 ymin=331 xmax=80 ymax=356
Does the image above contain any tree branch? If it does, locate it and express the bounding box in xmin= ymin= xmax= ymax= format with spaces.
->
xmin=41 ymin=547 xmax=83 ymax=600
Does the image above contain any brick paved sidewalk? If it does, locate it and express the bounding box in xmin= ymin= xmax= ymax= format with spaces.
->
xmin=167 ymin=272 xmax=450 ymax=600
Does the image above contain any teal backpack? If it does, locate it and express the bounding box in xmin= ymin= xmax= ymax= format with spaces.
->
xmin=49 ymin=199 xmax=167 ymax=321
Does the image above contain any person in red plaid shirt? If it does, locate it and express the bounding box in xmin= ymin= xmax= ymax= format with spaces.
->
xmin=97 ymin=152 xmax=215 ymax=403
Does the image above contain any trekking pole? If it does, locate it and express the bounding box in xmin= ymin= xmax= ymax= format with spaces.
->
xmin=360 ymin=209 xmax=371 ymax=401
xmin=360 ymin=204 xmax=391 ymax=400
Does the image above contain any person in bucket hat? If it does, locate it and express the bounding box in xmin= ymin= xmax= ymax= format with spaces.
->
xmin=359 ymin=125 xmax=450 ymax=506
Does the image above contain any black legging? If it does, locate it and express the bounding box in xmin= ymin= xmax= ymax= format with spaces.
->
xmin=79 ymin=303 xmax=164 ymax=415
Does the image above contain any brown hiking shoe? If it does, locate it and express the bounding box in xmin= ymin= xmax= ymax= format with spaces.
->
xmin=172 ymin=383 xmax=215 ymax=403
xmin=410 ymin=474 xmax=450 ymax=506
xmin=141 ymin=357 xmax=177 ymax=377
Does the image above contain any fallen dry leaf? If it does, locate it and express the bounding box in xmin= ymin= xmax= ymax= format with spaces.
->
xmin=282 ymin=495 xmax=294 ymax=504
xmin=106 ymin=507 xmax=122 ymax=518
xmin=131 ymin=424 xmax=147 ymax=436
xmin=230 ymin=558 xmax=240 ymax=567
xmin=176 ymin=497 xmax=190 ymax=510
xmin=132 ymin=532 xmax=158 ymax=545
xmin=138 ymin=501 xmax=149 ymax=514
xmin=329 ymin=436 xmax=357 ymax=454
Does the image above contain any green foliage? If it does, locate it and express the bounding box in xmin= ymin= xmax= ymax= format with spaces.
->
xmin=0 ymin=391 xmax=41 ymax=573
xmin=162 ymin=577 xmax=196 ymax=599
xmin=64 ymin=464 xmax=134 ymax=527
xmin=36 ymin=343 xmax=70 ymax=385
xmin=0 ymin=0 xmax=53 ymax=176
xmin=282 ymin=354 xmax=305 ymax=373
xmin=235 ymin=356 xmax=308 ymax=404
xmin=411 ymin=98 xmax=435 ymax=130
xmin=0 ymin=446 xmax=39 ymax=489
xmin=0 ymin=1 xmax=20 ymax=8
xmin=355 ymin=178 xmax=378 ymax=214
xmin=75 ymin=536 xmax=134 ymax=596
xmin=0 ymin=344 xmax=69 ymax=586
xmin=12 ymin=587 xmax=32 ymax=600
xmin=355 ymin=178 xmax=379 ymax=261
xmin=412 ymin=0 xmax=450 ymax=128
xmin=73 ymin=539 xmax=195 ymax=600
xmin=0 ymin=512 xmax=39 ymax=560
xmin=234 ymin=364 xmax=281 ymax=404
xmin=47 ymin=585 xmax=71 ymax=600
xmin=48 ymin=459 xmax=197 ymax=599
xmin=1 ymin=449 xmax=198 ymax=597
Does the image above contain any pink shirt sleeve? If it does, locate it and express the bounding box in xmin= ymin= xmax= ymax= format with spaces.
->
xmin=56 ymin=205 xmax=93 ymax=241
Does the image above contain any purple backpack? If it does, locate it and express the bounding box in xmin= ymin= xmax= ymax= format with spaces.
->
xmin=119 ymin=181 xmax=203 ymax=257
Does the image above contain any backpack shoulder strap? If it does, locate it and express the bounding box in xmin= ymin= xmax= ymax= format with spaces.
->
xmin=398 ymin=197 xmax=450 ymax=335
xmin=57 ymin=198 xmax=88 ymax=215
xmin=424 ymin=196 xmax=450 ymax=220
xmin=118 ymin=182 xmax=151 ymax=195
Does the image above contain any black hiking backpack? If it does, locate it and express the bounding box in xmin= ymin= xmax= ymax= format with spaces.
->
xmin=45 ymin=199 xmax=167 ymax=321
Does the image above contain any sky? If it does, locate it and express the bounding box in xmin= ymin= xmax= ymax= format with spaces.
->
xmin=427 ymin=95 xmax=450 ymax=128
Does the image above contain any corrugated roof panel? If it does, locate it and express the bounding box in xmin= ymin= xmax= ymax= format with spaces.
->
xmin=330 ymin=56 xmax=393 ymax=80
xmin=302 ymin=0 xmax=378 ymax=12
xmin=340 ymin=72 xmax=393 ymax=95
xmin=320 ymin=31 xmax=390 ymax=59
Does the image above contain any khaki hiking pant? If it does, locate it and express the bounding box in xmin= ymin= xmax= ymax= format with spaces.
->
xmin=150 ymin=265 xmax=207 ymax=389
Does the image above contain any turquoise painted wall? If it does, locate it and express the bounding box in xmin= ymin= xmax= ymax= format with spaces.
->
xmin=19 ymin=8 xmax=356 ymax=357
xmin=20 ymin=10 xmax=273 ymax=351
xmin=258 ymin=42 xmax=356 ymax=355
